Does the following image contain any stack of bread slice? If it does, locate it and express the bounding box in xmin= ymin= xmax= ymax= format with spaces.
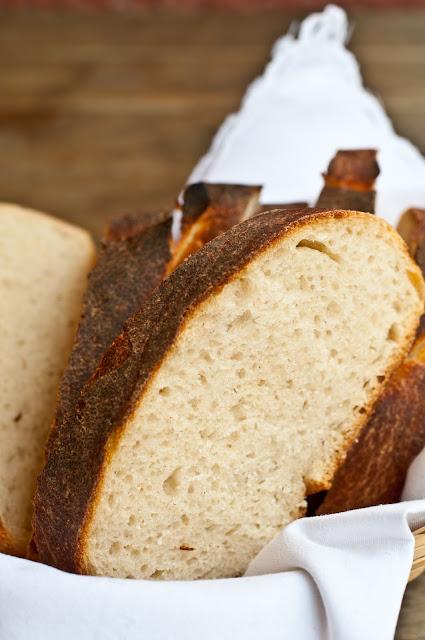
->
xmin=0 ymin=185 xmax=260 ymax=558
xmin=3 ymin=154 xmax=425 ymax=582
xmin=34 ymin=205 xmax=424 ymax=580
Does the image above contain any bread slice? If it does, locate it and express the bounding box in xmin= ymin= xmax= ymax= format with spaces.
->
xmin=0 ymin=204 xmax=95 ymax=556
xmin=319 ymin=207 xmax=425 ymax=513
xmin=34 ymin=208 xmax=424 ymax=580
xmin=316 ymin=149 xmax=379 ymax=213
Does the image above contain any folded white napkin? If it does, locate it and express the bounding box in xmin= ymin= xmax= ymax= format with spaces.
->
xmin=2 ymin=5 xmax=425 ymax=639
xmin=189 ymin=5 xmax=425 ymax=227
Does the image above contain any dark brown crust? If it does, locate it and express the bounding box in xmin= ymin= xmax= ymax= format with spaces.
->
xmin=319 ymin=325 xmax=425 ymax=514
xmin=322 ymin=149 xmax=380 ymax=191
xmin=256 ymin=203 xmax=308 ymax=215
xmin=316 ymin=187 xmax=376 ymax=214
xmin=103 ymin=210 xmax=170 ymax=243
xmin=166 ymin=183 xmax=261 ymax=273
xmin=47 ymin=214 xmax=174 ymax=457
xmin=317 ymin=149 xmax=379 ymax=213
xmin=34 ymin=208 xmax=416 ymax=573
xmin=398 ymin=208 xmax=425 ymax=275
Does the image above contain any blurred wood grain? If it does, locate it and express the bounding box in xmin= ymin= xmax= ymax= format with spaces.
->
xmin=0 ymin=11 xmax=424 ymax=634
xmin=0 ymin=10 xmax=425 ymax=238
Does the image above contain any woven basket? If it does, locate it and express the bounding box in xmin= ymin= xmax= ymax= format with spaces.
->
xmin=409 ymin=525 xmax=425 ymax=582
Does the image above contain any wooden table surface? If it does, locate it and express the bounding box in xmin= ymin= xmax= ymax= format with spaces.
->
xmin=1 ymin=9 xmax=425 ymax=637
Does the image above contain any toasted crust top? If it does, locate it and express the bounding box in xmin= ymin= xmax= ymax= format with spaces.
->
xmin=33 ymin=208 xmax=420 ymax=572
xmin=323 ymin=149 xmax=380 ymax=192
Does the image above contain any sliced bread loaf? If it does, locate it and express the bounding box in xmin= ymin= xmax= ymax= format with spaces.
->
xmin=0 ymin=204 xmax=95 ymax=556
xmin=34 ymin=208 xmax=424 ymax=580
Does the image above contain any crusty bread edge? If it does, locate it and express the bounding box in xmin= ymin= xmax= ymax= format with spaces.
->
xmin=34 ymin=209 xmax=423 ymax=574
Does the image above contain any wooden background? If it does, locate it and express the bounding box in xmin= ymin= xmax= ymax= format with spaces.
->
xmin=0 ymin=9 xmax=424 ymax=637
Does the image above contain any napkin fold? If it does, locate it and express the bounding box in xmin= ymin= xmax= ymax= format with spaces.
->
xmin=1 ymin=501 xmax=424 ymax=640
xmin=2 ymin=5 xmax=425 ymax=639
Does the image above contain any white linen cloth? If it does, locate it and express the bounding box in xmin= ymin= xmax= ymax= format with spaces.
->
xmin=2 ymin=6 xmax=425 ymax=639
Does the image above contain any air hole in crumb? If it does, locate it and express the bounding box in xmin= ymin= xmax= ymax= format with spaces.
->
xmin=407 ymin=270 xmax=424 ymax=298
xmin=181 ymin=514 xmax=189 ymax=525
xmin=237 ymin=368 xmax=246 ymax=379
xmin=225 ymin=526 xmax=240 ymax=536
xmin=199 ymin=373 xmax=207 ymax=385
xmin=163 ymin=467 xmax=182 ymax=496
xmin=179 ymin=544 xmax=194 ymax=551
xmin=387 ymin=323 xmax=400 ymax=342
xmin=296 ymin=239 xmax=340 ymax=263
xmin=236 ymin=278 xmax=252 ymax=297
xmin=327 ymin=300 xmax=340 ymax=316
xmin=359 ymin=407 xmax=367 ymax=415
xmin=231 ymin=401 xmax=246 ymax=421
xmin=159 ymin=386 xmax=171 ymax=397
xmin=109 ymin=542 xmax=121 ymax=555
xmin=330 ymin=349 xmax=337 ymax=358
xmin=128 ymin=515 xmax=136 ymax=526
xmin=150 ymin=570 xmax=164 ymax=579
xmin=200 ymin=349 xmax=212 ymax=363
xmin=233 ymin=310 xmax=253 ymax=327
xmin=377 ymin=375 xmax=385 ymax=383
xmin=299 ymin=275 xmax=308 ymax=291
xmin=13 ymin=412 xmax=22 ymax=423
xmin=231 ymin=351 xmax=243 ymax=361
